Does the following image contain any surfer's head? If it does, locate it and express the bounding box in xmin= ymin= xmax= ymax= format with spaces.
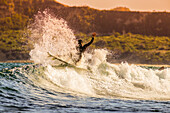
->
xmin=78 ymin=40 xmax=82 ymax=44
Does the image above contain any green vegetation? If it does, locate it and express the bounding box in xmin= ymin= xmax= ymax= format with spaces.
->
xmin=0 ymin=30 xmax=30 ymax=51
xmin=0 ymin=13 xmax=30 ymax=52
xmin=76 ymin=33 xmax=170 ymax=64
xmin=0 ymin=3 xmax=31 ymax=60
xmin=78 ymin=33 xmax=170 ymax=51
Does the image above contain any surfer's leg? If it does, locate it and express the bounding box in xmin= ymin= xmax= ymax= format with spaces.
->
xmin=74 ymin=53 xmax=82 ymax=64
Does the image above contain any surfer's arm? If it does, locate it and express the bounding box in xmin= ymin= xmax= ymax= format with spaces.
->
xmin=83 ymin=32 xmax=96 ymax=49
xmin=83 ymin=36 xmax=94 ymax=49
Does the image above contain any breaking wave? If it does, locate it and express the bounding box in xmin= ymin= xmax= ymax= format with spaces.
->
xmin=25 ymin=10 xmax=170 ymax=100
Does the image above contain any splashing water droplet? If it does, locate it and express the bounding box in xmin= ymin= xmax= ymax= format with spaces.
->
xmin=28 ymin=10 xmax=78 ymax=65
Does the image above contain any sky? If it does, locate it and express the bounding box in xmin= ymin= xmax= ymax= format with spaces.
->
xmin=56 ymin=0 xmax=170 ymax=12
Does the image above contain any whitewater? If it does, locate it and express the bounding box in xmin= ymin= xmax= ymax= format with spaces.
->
xmin=0 ymin=10 xmax=170 ymax=112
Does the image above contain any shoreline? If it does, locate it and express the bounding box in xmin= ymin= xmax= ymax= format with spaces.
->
xmin=0 ymin=60 xmax=170 ymax=67
xmin=0 ymin=60 xmax=34 ymax=63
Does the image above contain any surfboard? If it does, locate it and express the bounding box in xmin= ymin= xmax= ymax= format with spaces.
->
xmin=47 ymin=52 xmax=74 ymax=67
xmin=47 ymin=52 xmax=91 ymax=72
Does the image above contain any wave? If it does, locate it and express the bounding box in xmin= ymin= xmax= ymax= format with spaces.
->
xmin=14 ymin=10 xmax=170 ymax=100
xmin=1 ymin=61 xmax=169 ymax=101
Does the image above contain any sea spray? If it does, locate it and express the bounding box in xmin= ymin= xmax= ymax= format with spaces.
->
xmin=28 ymin=10 xmax=78 ymax=65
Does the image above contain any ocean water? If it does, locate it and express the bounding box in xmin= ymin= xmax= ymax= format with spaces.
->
xmin=1 ymin=10 xmax=170 ymax=112
xmin=0 ymin=62 xmax=170 ymax=113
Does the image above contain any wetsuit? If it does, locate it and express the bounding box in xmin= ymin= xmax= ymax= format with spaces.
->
xmin=75 ymin=37 xmax=94 ymax=63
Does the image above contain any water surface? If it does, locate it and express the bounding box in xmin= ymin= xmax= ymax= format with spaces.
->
xmin=0 ymin=63 xmax=170 ymax=112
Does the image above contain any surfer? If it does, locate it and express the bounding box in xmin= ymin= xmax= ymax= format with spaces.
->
xmin=74 ymin=32 xmax=96 ymax=64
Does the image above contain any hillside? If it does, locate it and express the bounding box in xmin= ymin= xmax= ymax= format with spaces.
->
xmin=1 ymin=0 xmax=170 ymax=36
xmin=53 ymin=6 xmax=170 ymax=36
xmin=0 ymin=0 xmax=169 ymax=64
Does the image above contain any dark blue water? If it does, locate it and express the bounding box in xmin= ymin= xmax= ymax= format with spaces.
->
xmin=0 ymin=63 xmax=170 ymax=113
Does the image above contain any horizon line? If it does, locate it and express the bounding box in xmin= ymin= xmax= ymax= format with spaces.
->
xmin=55 ymin=0 xmax=170 ymax=13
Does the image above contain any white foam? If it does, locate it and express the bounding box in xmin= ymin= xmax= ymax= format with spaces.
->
xmin=90 ymin=62 xmax=170 ymax=100
xmin=45 ymin=65 xmax=94 ymax=95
